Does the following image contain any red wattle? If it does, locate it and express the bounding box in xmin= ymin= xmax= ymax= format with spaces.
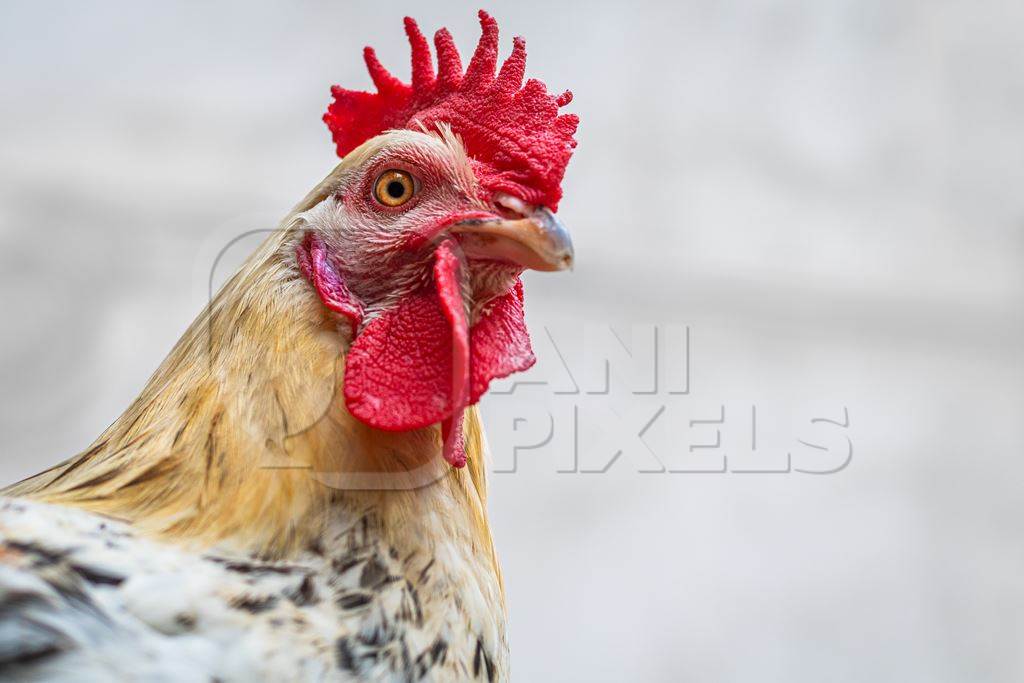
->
xmin=302 ymin=232 xmax=537 ymax=469
xmin=441 ymin=413 xmax=466 ymax=468
xmin=343 ymin=238 xmax=473 ymax=440
xmin=343 ymin=287 xmax=457 ymax=432
xmin=342 ymin=270 xmax=534 ymax=467
xmin=469 ymin=279 xmax=535 ymax=402
xmin=433 ymin=240 xmax=470 ymax=416
xmin=433 ymin=240 xmax=470 ymax=467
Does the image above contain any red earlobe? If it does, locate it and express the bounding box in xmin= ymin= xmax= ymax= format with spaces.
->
xmin=296 ymin=232 xmax=364 ymax=331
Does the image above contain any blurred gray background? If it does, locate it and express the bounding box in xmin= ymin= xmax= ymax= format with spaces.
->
xmin=1 ymin=1 xmax=1022 ymax=681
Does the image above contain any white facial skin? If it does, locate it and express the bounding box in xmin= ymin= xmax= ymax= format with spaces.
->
xmin=298 ymin=128 xmax=523 ymax=326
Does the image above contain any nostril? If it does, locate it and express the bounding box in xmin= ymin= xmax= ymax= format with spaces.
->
xmin=493 ymin=192 xmax=533 ymax=219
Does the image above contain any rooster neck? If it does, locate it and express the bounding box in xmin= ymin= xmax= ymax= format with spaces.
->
xmin=7 ymin=227 xmax=499 ymax=587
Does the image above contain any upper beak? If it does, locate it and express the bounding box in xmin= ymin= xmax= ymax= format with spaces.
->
xmin=451 ymin=206 xmax=574 ymax=272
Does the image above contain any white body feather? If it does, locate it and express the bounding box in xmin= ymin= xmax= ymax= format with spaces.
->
xmin=0 ymin=496 xmax=506 ymax=682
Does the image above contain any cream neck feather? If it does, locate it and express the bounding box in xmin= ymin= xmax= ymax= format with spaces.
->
xmin=6 ymin=173 xmax=498 ymax=583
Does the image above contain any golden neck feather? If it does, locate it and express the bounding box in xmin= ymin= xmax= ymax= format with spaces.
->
xmin=5 ymin=188 xmax=497 ymax=570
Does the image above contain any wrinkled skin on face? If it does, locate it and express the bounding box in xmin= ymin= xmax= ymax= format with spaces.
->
xmin=304 ymin=129 xmax=521 ymax=321
xmin=296 ymin=128 xmax=572 ymax=467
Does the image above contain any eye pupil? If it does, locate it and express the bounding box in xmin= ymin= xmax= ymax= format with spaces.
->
xmin=373 ymin=169 xmax=416 ymax=207
xmin=386 ymin=181 xmax=406 ymax=199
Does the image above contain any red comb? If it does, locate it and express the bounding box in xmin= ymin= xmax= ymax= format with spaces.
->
xmin=324 ymin=10 xmax=578 ymax=210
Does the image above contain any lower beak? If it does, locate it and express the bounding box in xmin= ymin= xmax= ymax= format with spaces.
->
xmin=451 ymin=207 xmax=574 ymax=272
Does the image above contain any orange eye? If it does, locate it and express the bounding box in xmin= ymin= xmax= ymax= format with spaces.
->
xmin=373 ymin=169 xmax=416 ymax=207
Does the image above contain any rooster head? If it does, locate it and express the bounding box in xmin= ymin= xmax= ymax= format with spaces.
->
xmin=296 ymin=11 xmax=578 ymax=468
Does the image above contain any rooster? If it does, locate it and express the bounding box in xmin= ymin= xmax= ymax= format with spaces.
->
xmin=0 ymin=11 xmax=577 ymax=682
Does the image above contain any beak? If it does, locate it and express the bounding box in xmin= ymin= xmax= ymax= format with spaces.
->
xmin=451 ymin=206 xmax=574 ymax=272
